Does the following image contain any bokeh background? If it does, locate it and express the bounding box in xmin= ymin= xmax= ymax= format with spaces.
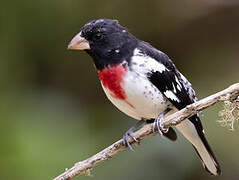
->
xmin=0 ymin=0 xmax=239 ymax=179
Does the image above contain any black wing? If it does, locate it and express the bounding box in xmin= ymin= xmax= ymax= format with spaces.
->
xmin=138 ymin=42 xmax=221 ymax=174
xmin=138 ymin=41 xmax=203 ymax=131
xmin=137 ymin=42 xmax=221 ymax=175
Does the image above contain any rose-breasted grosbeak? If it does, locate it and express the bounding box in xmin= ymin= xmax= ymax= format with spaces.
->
xmin=68 ymin=19 xmax=221 ymax=175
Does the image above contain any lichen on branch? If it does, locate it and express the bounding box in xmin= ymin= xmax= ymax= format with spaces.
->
xmin=218 ymin=97 xmax=239 ymax=130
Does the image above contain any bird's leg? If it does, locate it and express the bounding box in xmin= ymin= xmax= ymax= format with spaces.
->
xmin=153 ymin=108 xmax=171 ymax=136
xmin=123 ymin=119 xmax=145 ymax=151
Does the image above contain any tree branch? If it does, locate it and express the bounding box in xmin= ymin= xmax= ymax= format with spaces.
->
xmin=53 ymin=83 xmax=239 ymax=180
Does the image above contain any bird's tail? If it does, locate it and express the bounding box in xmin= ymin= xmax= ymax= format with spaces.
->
xmin=176 ymin=118 xmax=221 ymax=176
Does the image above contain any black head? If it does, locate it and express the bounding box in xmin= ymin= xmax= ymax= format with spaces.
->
xmin=68 ymin=19 xmax=138 ymax=69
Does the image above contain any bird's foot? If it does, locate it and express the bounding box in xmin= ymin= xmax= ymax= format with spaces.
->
xmin=123 ymin=129 xmax=138 ymax=151
xmin=153 ymin=108 xmax=171 ymax=136
xmin=123 ymin=120 xmax=145 ymax=151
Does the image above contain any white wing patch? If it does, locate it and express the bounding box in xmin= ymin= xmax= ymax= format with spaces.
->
xmin=132 ymin=48 xmax=167 ymax=74
xmin=175 ymin=76 xmax=182 ymax=88
xmin=176 ymin=84 xmax=181 ymax=91
xmin=164 ymin=90 xmax=180 ymax=102
xmin=172 ymin=83 xmax=177 ymax=93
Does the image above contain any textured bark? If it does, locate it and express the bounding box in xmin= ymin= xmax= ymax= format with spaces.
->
xmin=53 ymin=83 xmax=239 ymax=180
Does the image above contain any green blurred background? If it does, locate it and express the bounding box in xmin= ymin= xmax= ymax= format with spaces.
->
xmin=0 ymin=0 xmax=239 ymax=179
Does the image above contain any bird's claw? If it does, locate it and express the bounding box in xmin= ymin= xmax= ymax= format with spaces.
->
xmin=122 ymin=120 xmax=145 ymax=151
xmin=123 ymin=131 xmax=137 ymax=151
xmin=153 ymin=109 xmax=170 ymax=136
xmin=153 ymin=119 xmax=168 ymax=136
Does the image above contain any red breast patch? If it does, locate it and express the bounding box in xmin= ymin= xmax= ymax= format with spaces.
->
xmin=98 ymin=65 xmax=134 ymax=108
xmin=98 ymin=65 xmax=127 ymax=100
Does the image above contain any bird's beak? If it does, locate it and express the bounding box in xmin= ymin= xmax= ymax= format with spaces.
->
xmin=67 ymin=32 xmax=90 ymax=50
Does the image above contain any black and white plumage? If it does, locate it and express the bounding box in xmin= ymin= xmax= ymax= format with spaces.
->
xmin=68 ymin=19 xmax=221 ymax=175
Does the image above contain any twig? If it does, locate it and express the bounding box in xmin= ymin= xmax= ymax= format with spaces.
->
xmin=53 ymin=83 xmax=239 ymax=180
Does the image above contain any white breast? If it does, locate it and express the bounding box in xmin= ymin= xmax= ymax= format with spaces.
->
xmin=100 ymin=48 xmax=172 ymax=120
xmin=101 ymin=72 xmax=169 ymax=120
xmin=101 ymin=71 xmax=170 ymax=121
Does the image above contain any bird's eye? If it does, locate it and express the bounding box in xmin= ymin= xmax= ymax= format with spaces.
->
xmin=93 ymin=33 xmax=103 ymax=41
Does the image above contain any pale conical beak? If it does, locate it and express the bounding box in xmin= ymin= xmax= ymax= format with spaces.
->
xmin=67 ymin=32 xmax=90 ymax=50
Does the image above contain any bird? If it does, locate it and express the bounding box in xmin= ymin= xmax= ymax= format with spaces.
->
xmin=68 ymin=19 xmax=221 ymax=176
